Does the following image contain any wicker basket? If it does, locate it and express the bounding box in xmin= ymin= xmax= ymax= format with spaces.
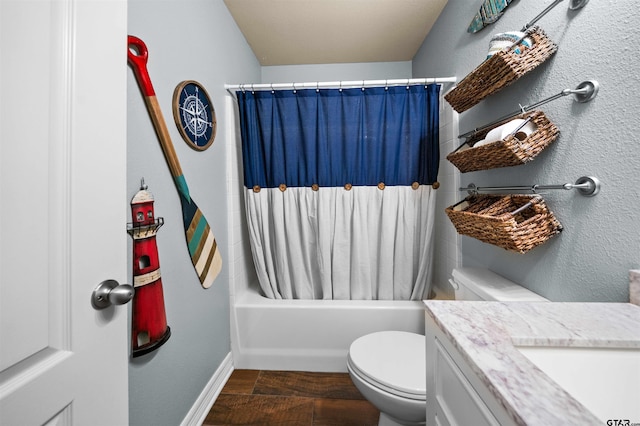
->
xmin=445 ymin=194 xmax=562 ymax=253
xmin=447 ymin=110 xmax=559 ymax=173
xmin=445 ymin=26 xmax=558 ymax=113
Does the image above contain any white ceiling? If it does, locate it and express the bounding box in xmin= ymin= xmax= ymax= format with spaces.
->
xmin=223 ymin=0 xmax=449 ymax=66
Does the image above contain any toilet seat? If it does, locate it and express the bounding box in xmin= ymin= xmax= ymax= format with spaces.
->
xmin=348 ymin=331 xmax=426 ymax=401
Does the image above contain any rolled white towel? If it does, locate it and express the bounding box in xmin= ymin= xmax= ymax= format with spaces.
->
xmin=474 ymin=118 xmax=537 ymax=147
xmin=487 ymin=31 xmax=533 ymax=58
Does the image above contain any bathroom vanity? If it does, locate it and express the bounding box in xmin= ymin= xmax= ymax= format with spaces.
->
xmin=424 ymin=301 xmax=640 ymax=425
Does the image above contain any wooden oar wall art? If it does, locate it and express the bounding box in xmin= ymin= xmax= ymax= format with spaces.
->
xmin=468 ymin=0 xmax=516 ymax=33
xmin=127 ymin=35 xmax=222 ymax=289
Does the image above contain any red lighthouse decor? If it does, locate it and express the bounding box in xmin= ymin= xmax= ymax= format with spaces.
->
xmin=127 ymin=179 xmax=171 ymax=357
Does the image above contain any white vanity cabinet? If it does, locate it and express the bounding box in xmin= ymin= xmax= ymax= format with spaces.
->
xmin=425 ymin=312 xmax=516 ymax=426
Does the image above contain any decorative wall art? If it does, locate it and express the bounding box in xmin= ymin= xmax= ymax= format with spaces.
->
xmin=468 ymin=0 xmax=516 ymax=33
xmin=127 ymin=179 xmax=171 ymax=357
xmin=172 ymin=80 xmax=217 ymax=151
xmin=127 ymin=35 xmax=222 ymax=289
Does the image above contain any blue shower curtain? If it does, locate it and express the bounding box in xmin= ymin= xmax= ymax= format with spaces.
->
xmin=237 ymin=84 xmax=440 ymax=300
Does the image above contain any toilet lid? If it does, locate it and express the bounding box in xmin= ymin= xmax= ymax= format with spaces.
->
xmin=348 ymin=331 xmax=426 ymax=400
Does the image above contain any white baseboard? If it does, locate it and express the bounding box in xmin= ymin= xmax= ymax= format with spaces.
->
xmin=180 ymin=352 xmax=234 ymax=426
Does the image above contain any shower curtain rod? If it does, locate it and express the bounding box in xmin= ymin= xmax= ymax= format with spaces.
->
xmin=224 ymin=77 xmax=457 ymax=95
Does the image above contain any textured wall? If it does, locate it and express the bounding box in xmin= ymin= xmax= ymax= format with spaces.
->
xmin=414 ymin=0 xmax=640 ymax=302
xmin=127 ymin=1 xmax=260 ymax=424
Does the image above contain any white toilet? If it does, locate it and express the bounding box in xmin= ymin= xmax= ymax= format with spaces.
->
xmin=347 ymin=267 xmax=548 ymax=426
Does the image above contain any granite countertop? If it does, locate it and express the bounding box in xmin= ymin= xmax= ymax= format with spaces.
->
xmin=423 ymin=300 xmax=640 ymax=425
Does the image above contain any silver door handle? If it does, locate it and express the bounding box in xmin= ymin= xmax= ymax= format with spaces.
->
xmin=91 ymin=279 xmax=134 ymax=310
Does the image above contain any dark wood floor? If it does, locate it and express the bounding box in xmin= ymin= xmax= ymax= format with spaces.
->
xmin=204 ymin=370 xmax=380 ymax=425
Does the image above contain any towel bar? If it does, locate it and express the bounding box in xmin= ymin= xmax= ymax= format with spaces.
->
xmin=460 ymin=176 xmax=601 ymax=197
xmin=458 ymin=80 xmax=599 ymax=139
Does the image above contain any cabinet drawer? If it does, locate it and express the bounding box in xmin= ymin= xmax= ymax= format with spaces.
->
xmin=434 ymin=339 xmax=500 ymax=426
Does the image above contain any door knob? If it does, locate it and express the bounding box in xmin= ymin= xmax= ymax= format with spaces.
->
xmin=91 ymin=279 xmax=134 ymax=310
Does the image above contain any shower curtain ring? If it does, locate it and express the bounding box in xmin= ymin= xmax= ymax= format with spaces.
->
xmin=271 ymin=83 xmax=274 ymax=93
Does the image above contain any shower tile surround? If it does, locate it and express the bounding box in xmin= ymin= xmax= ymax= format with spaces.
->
xmin=424 ymin=300 xmax=640 ymax=425
xmin=630 ymin=270 xmax=640 ymax=306
xmin=431 ymin=99 xmax=461 ymax=299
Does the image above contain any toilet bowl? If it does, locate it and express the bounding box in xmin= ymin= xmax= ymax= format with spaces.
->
xmin=347 ymin=331 xmax=426 ymax=426
xmin=347 ymin=267 xmax=548 ymax=426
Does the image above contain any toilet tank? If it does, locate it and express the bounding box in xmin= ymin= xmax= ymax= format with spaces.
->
xmin=450 ymin=267 xmax=548 ymax=302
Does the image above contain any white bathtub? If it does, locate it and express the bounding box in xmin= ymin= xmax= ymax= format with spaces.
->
xmin=230 ymin=283 xmax=426 ymax=372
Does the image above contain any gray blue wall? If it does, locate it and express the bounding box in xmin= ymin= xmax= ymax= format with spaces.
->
xmin=127 ymin=1 xmax=259 ymax=424
xmin=414 ymin=0 xmax=640 ymax=302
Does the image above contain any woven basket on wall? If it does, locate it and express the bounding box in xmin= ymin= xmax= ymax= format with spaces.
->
xmin=447 ymin=110 xmax=560 ymax=173
xmin=445 ymin=194 xmax=562 ymax=254
xmin=445 ymin=26 xmax=558 ymax=113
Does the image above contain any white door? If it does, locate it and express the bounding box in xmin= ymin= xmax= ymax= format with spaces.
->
xmin=0 ymin=1 xmax=129 ymax=425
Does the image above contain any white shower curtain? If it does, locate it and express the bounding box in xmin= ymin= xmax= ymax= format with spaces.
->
xmin=245 ymin=185 xmax=436 ymax=300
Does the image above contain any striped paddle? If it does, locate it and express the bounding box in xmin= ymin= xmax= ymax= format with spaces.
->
xmin=127 ymin=35 xmax=221 ymax=289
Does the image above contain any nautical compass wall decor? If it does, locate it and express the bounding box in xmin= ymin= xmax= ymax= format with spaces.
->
xmin=172 ymin=80 xmax=217 ymax=151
